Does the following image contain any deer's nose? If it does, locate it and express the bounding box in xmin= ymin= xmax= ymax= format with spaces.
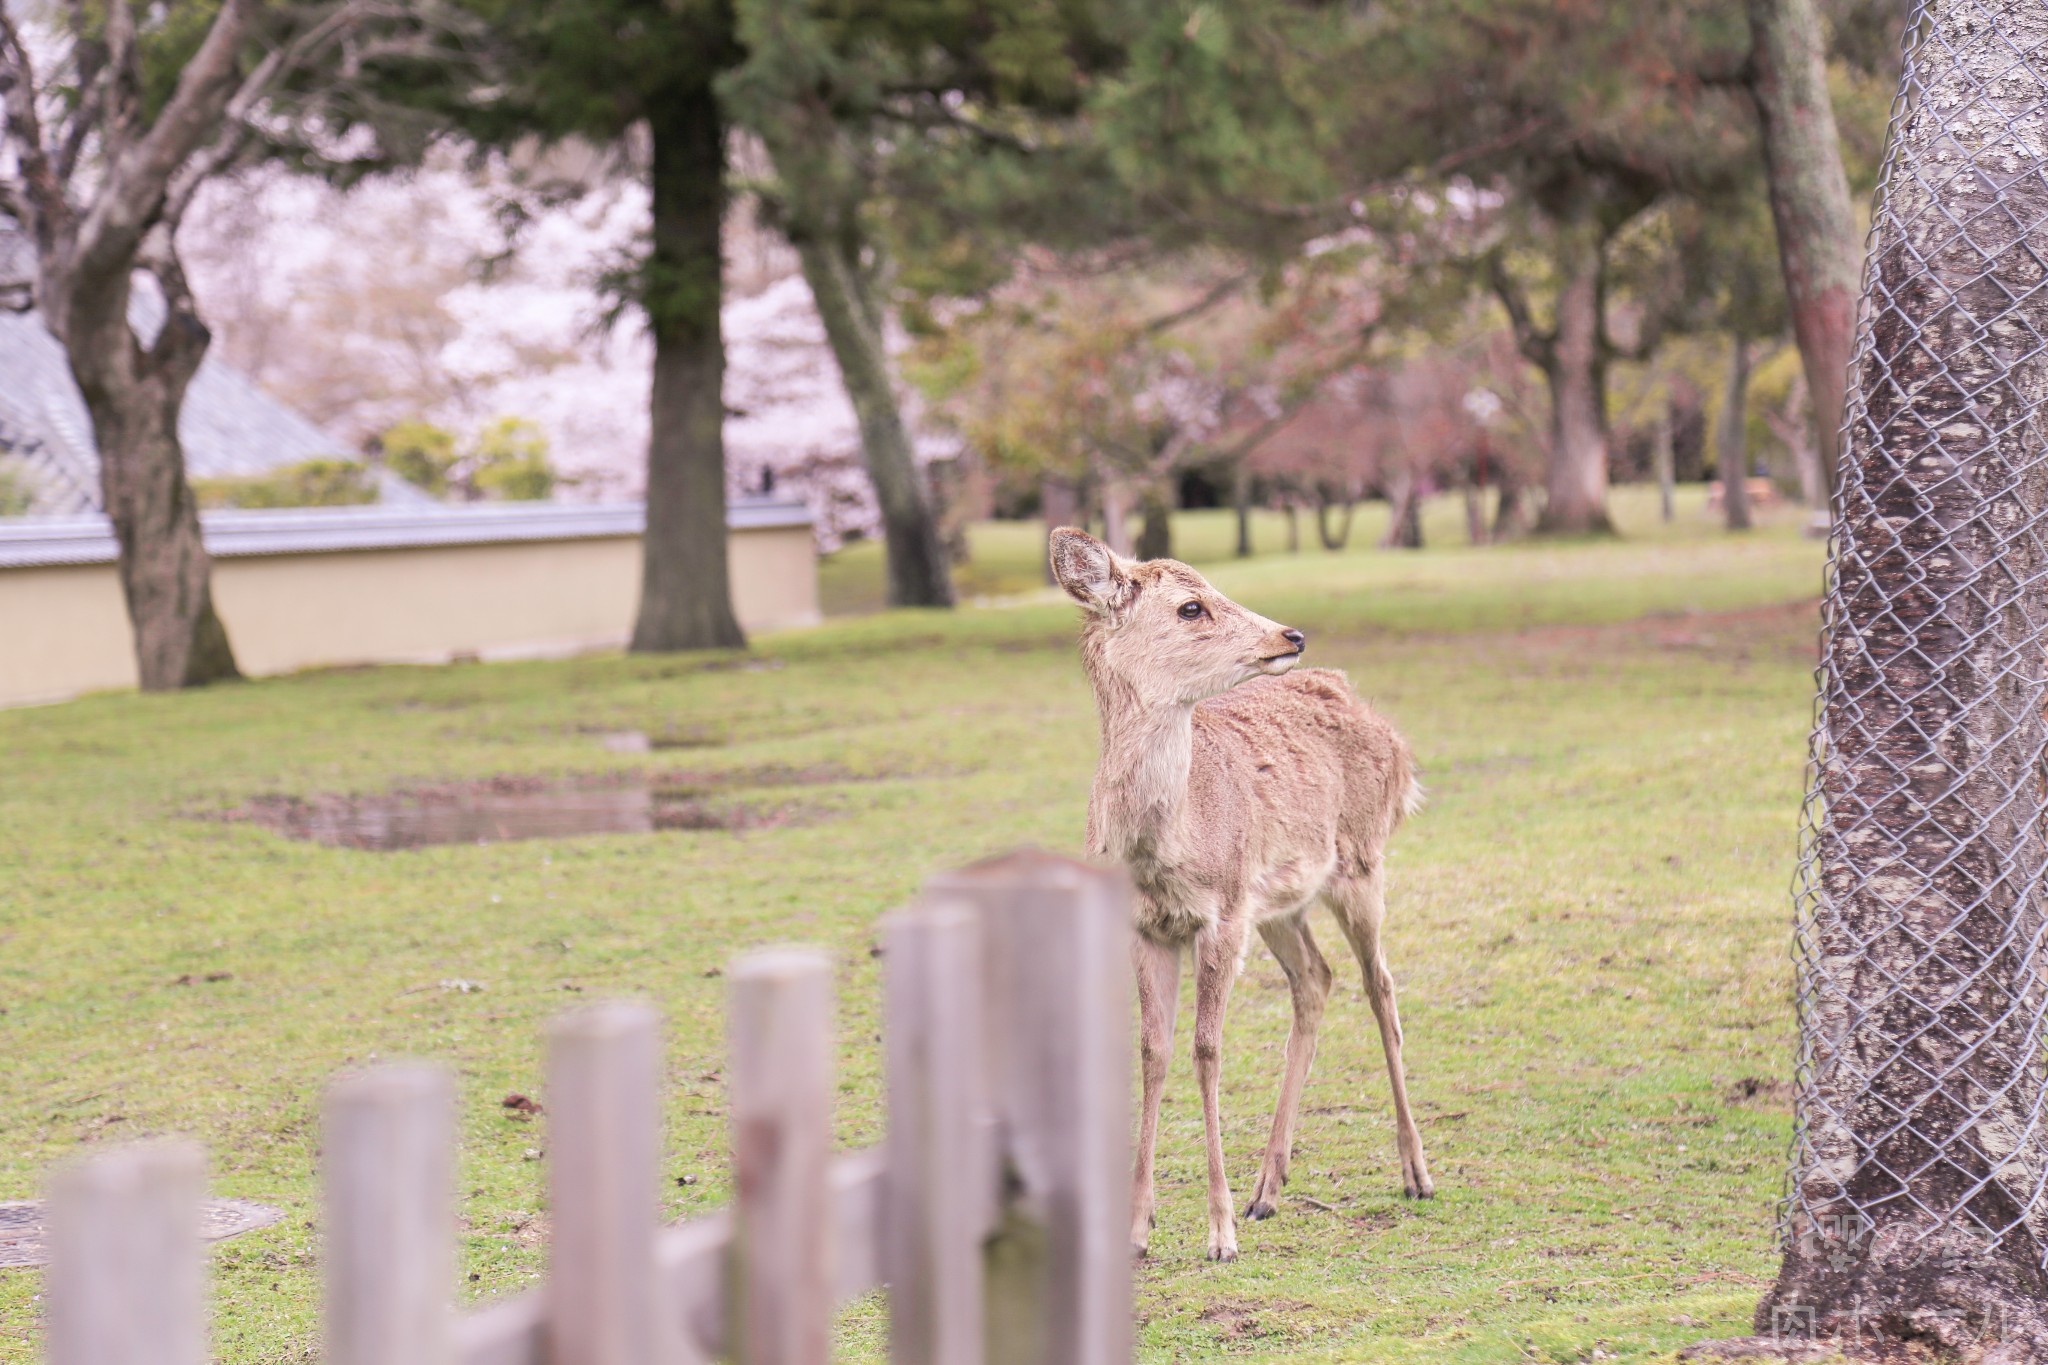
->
xmin=1282 ymin=629 xmax=1306 ymax=653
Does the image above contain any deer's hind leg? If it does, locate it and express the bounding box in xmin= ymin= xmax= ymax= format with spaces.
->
xmin=1192 ymin=916 xmax=1250 ymax=1261
xmin=1130 ymin=931 xmax=1181 ymax=1258
xmin=1327 ymin=865 xmax=1434 ymax=1199
xmin=1244 ymin=913 xmax=1333 ymax=1221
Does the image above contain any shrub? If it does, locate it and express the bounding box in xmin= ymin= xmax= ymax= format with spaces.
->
xmin=0 ymin=458 xmax=34 ymax=516
xmin=379 ymin=420 xmax=460 ymax=497
xmin=193 ymin=459 xmax=379 ymax=510
xmin=469 ymin=417 xmax=556 ymax=502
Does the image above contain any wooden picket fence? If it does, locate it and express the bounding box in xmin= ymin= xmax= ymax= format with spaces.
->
xmin=34 ymin=850 xmax=1134 ymax=1365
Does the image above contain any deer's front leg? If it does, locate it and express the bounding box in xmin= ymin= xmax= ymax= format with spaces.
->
xmin=1193 ymin=918 xmax=1248 ymax=1261
xmin=1130 ymin=932 xmax=1181 ymax=1259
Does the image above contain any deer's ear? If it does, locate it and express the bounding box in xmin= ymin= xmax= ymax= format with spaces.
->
xmin=1049 ymin=527 xmax=1130 ymax=615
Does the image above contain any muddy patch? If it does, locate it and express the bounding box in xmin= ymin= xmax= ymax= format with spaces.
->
xmin=593 ymin=727 xmax=727 ymax=753
xmin=225 ymin=768 xmax=846 ymax=850
xmin=1196 ymin=1298 xmax=1313 ymax=1344
xmin=1726 ymin=1075 xmax=1796 ymax=1108
xmin=1 ymin=1198 xmax=281 ymax=1269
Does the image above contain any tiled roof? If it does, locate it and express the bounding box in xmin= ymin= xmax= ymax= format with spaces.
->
xmin=0 ymin=498 xmax=814 ymax=569
xmin=0 ymin=224 xmax=419 ymax=513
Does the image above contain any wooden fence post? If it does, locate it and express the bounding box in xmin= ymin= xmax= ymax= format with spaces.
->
xmin=884 ymin=901 xmax=992 ymax=1365
xmin=926 ymin=851 xmax=1133 ymax=1365
xmin=324 ymin=1064 xmax=455 ymax=1365
xmin=728 ymin=948 xmax=834 ymax=1365
xmin=548 ymin=1002 xmax=665 ymax=1365
xmin=45 ymin=1142 xmax=207 ymax=1365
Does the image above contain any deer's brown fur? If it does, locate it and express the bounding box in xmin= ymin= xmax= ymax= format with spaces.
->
xmin=1050 ymin=527 xmax=1432 ymax=1263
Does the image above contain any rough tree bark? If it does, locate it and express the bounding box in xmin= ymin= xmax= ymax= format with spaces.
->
xmin=1765 ymin=371 xmax=1831 ymax=529
xmin=1492 ymin=457 xmax=1532 ymax=540
xmin=1315 ymin=484 xmax=1358 ymax=550
xmin=68 ymin=236 xmax=239 ymax=687
xmin=1653 ymin=406 xmax=1675 ymax=524
xmin=1491 ymin=226 xmax=1616 ymax=536
xmin=1720 ymin=338 xmax=1754 ymax=533
xmin=631 ymin=76 xmax=746 ymax=653
xmin=1040 ymin=474 xmax=1081 ymax=583
xmin=1462 ymin=483 xmax=1488 ymax=545
xmin=1097 ymin=472 xmax=1136 ymax=557
xmin=791 ymin=222 xmax=954 ymax=606
xmin=0 ymin=1 xmax=264 ymax=688
xmin=1135 ymin=482 xmax=1173 ymax=561
xmin=1232 ymin=464 xmax=1254 ymax=557
xmin=1537 ymin=231 xmax=1613 ymax=534
xmin=1463 ymin=434 xmax=1494 ymax=545
xmin=1748 ymin=0 xmax=1860 ymax=510
xmin=1755 ymin=2 xmax=2048 ymax=1352
xmin=1375 ymin=472 xmax=1420 ymax=549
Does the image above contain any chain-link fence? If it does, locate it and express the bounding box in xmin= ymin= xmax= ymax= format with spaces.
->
xmin=1778 ymin=0 xmax=2048 ymax=1308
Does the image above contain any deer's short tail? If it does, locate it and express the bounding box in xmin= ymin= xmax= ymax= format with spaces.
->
xmin=1389 ymin=743 xmax=1425 ymax=832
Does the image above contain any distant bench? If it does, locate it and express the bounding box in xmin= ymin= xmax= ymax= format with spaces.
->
xmin=1704 ymin=477 xmax=1781 ymax=512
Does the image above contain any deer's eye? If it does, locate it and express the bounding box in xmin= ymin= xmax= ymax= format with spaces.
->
xmin=1178 ymin=600 xmax=1205 ymax=620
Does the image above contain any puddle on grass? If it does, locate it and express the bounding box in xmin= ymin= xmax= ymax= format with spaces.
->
xmin=1 ymin=1199 xmax=282 ymax=1268
xmin=233 ymin=777 xmax=808 ymax=851
xmin=596 ymin=728 xmax=726 ymax=753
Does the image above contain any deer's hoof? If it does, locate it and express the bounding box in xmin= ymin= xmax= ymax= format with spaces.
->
xmin=1130 ymin=1240 xmax=1150 ymax=1262
xmin=1206 ymin=1242 xmax=1238 ymax=1263
xmin=1244 ymin=1198 xmax=1277 ymax=1221
xmin=1403 ymin=1174 xmax=1436 ymax=1200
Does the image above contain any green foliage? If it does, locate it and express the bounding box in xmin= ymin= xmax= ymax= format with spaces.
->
xmin=0 ymin=458 xmax=35 ymax=516
xmin=380 ymin=419 xmax=461 ymax=496
xmin=425 ymin=0 xmax=742 ymax=337
xmin=469 ymin=418 xmax=557 ymax=501
xmin=378 ymin=417 xmax=556 ymax=501
xmin=191 ymin=459 xmax=380 ymax=510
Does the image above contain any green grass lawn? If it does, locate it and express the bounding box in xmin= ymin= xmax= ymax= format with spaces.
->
xmin=0 ymin=486 xmax=1828 ymax=1363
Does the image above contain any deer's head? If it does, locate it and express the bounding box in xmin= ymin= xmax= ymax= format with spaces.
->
xmin=1049 ymin=527 xmax=1306 ymax=707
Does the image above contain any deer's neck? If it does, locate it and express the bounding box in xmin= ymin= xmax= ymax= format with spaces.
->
xmin=1087 ymin=669 xmax=1195 ymax=862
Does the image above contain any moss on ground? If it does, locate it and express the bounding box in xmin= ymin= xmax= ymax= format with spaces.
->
xmin=0 ymin=489 xmax=1828 ymax=1362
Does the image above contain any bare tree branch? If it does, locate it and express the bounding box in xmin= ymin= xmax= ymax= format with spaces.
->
xmin=67 ymin=0 xmax=252 ymax=285
xmin=1486 ymin=252 xmax=1553 ymax=369
xmin=1208 ymin=328 xmax=1384 ymax=466
xmin=49 ymin=1 xmax=113 ymax=185
xmin=1142 ymin=270 xmax=1250 ymax=336
xmin=0 ymin=4 xmax=61 ymax=226
xmin=877 ymin=95 xmax=1036 ymax=155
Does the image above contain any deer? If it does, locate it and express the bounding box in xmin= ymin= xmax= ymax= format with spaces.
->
xmin=1048 ymin=526 xmax=1432 ymax=1263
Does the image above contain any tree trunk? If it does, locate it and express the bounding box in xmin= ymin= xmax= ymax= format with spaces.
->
xmin=1041 ymin=474 xmax=1081 ymax=584
xmin=1654 ymin=406 xmax=1676 ymax=524
xmin=631 ymin=80 xmax=746 ymax=653
xmin=1283 ymin=498 xmax=1301 ymax=553
xmin=63 ymin=261 xmax=239 ymax=690
xmin=1492 ymin=459 xmax=1531 ymax=541
xmin=1316 ymin=485 xmax=1359 ymax=550
xmin=1534 ymin=231 xmax=1615 ymax=535
xmin=1771 ymin=372 xmax=1831 ymax=533
xmin=794 ymin=229 xmax=955 ymax=607
xmin=1758 ymin=1 xmax=2048 ymax=1350
xmin=1464 ymin=434 xmax=1492 ymax=545
xmin=1462 ymin=484 xmax=1487 ymax=544
xmin=1098 ymin=472 xmax=1136 ymax=557
xmin=1720 ymin=338 xmax=1754 ymax=533
xmin=1749 ymin=0 xmax=1860 ymax=508
xmin=1232 ymin=464 xmax=1254 ymax=557
xmin=1375 ymin=472 xmax=1419 ymax=549
xmin=1136 ymin=482 xmax=1173 ymax=561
